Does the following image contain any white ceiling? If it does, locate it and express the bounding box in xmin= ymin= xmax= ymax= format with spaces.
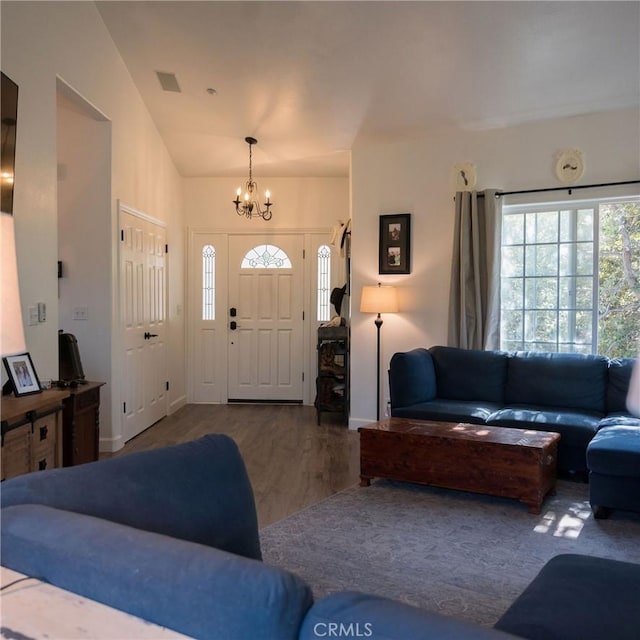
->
xmin=95 ymin=1 xmax=640 ymax=178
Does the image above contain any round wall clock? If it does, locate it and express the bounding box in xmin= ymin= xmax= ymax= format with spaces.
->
xmin=451 ymin=162 xmax=477 ymax=190
xmin=555 ymin=149 xmax=585 ymax=184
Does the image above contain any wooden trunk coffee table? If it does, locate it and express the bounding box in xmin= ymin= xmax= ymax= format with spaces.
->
xmin=359 ymin=418 xmax=560 ymax=514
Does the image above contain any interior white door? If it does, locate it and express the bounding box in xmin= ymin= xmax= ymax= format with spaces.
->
xmin=120 ymin=206 xmax=167 ymax=440
xmin=227 ymin=235 xmax=304 ymax=401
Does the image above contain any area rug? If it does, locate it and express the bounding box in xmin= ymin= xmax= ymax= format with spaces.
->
xmin=259 ymin=479 xmax=640 ymax=627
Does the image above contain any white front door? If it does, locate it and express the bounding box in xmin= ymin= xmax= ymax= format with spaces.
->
xmin=227 ymin=235 xmax=304 ymax=401
xmin=119 ymin=205 xmax=167 ymax=440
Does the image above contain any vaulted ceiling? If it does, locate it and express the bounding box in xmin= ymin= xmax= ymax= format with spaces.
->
xmin=95 ymin=1 xmax=640 ymax=178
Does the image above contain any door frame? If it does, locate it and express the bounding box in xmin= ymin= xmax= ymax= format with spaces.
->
xmin=187 ymin=226 xmax=336 ymax=405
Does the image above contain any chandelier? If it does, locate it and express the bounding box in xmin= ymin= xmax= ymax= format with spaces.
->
xmin=233 ymin=136 xmax=273 ymax=220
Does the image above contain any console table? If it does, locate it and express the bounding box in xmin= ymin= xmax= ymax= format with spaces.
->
xmin=1 ymin=388 xmax=69 ymax=480
xmin=62 ymin=381 xmax=105 ymax=466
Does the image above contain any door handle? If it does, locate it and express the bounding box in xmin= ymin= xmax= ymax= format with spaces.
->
xmin=144 ymin=332 xmax=159 ymax=340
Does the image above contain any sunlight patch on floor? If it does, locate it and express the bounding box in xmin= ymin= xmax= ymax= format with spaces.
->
xmin=533 ymin=500 xmax=592 ymax=538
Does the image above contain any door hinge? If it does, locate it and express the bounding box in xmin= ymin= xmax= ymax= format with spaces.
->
xmin=120 ymin=229 xmax=124 ymax=241
xmin=166 ymin=381 xmax=169 ymax=391
xmin=302 ymin=372 xmax=305 ymax=382
xmin=165 ymin=244 xmax=168 ymax=254
xmin=123 ymin=402 xmax=126 ymax=413
xmin=302 ymin=310 xmax=305 ymax=321
xmin=303 ymin=249 xmax=306 ymax=259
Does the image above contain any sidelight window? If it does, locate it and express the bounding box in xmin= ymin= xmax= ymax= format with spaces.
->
xmin=202 ymin=244 xmax=215 ymax=320
xmin=317 ymin=244 xmax=331 ymax=321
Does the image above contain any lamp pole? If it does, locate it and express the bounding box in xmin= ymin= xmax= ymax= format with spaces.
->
xmin=374 ymin=312 xmax=383 ymax=421
xmin=360 ymin=283 xmax=398 ymax=423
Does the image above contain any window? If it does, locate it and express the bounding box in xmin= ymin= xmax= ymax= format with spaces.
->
xmin=241 ymin=244 xmax=291 ymax=269
xmin=202 ymin=244 xmax=215 ymax=320
xmin=317 ymin=244 xmax=331 ymax=321
xmin=500 ymin=198 xmax=640 ymax=358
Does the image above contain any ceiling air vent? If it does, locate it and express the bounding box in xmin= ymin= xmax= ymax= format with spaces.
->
xmin=156 ymin=71 xmax=181 ymax=93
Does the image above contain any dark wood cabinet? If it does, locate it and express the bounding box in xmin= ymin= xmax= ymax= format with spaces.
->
xmin=62 ymin=381 xmax=104 ymax=467
xmin=1 ymin=389 xmax=69 ymax=480
xmin=315 ymin=326 xmax=349 ymax=424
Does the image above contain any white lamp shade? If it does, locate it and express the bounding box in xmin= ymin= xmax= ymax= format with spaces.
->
xmin=1 ymin=212 xmax=26 ymax=356
xmin=360 ymin=284 xmax=399 ymax=314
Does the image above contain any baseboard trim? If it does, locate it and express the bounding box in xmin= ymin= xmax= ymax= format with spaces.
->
xmin=169 ymin=394 xmax=187 ymax=414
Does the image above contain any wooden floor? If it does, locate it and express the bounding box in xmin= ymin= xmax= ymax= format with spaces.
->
xmin=109 ymin=404 xmax=361 ymax=528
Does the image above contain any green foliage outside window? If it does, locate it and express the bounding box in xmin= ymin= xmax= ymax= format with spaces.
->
xmin=598 ymin=201 xmax=640 ymax=358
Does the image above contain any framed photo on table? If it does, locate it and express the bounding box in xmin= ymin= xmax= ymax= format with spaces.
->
xmin=379 ymin=213 xmax=411 ymax=275
xmin=3 ymin=352 xmax=42 ymax=396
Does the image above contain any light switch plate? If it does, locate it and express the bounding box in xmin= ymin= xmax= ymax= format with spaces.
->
xmin=28 ymin=306 xmax=39 ymax=326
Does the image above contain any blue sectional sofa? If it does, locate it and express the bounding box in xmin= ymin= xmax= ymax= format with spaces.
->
xmin=389 ymin=346 xmax=639 ymax=476
xmin=2 ymin=435 xmax=640 ymax=640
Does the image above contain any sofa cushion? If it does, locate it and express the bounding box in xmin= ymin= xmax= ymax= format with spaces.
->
xmin=393 ymin=400 xmax=503 ymax=425
xmin=300 ymin=591 xmax=519 ymax=640
xmin=389 ymin=348 xmax=437 ymax=408
xmin=487 ymin=407 xmax=599 ymax=447
xmin=2 ymin=504 xmax=312 ymax=640
xmin=505 ymin=352 xmax=608 ymax=415
xmin=587 ymin=426 xmax=640 ymax=477
xmin=0 ymin=434 xmax=262 ymax=560
xmin=607 ymin=358 xmax=636 ymax=413
xmin=495 ymin=554 xmax=640 ymax=640
xmin=429 ymin=346 xmax=508 ymax=403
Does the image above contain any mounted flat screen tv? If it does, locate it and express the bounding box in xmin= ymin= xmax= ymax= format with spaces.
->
xmin=1 ymin=72 xmax=18 ymax=215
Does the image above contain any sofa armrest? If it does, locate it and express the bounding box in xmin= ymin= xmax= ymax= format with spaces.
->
xmin=2 ymin=504 xmax=312 ymax=640
xmin=495 ymin=554 xmax=640 ymax=640
xmin=0 ymin=434 xmax=261 ymax=560
xmin=389 ymin=348 xmax=436 ymax=409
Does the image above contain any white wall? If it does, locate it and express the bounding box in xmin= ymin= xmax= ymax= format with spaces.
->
xmin=57 ymin=93 xmax=112 ymax=427
xmin=184 ymin=177 xmax=349 ymax=230
xmin=350 ymin=107 xmax=640 ymax=427
xmin=1 ymin=1 xmax=185 ymax=450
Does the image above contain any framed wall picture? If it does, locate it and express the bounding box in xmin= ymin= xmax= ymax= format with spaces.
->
xmin=379 ymin=213 xmax=411 ymax=274
xmin=3 ymin=352 xmax=42 ymax=396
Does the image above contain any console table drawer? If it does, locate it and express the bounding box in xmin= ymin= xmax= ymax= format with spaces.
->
xmin=1 ymin=423 xmax=31 ymax=480
xmin=32 ymin=413 xmax=59 ymax=471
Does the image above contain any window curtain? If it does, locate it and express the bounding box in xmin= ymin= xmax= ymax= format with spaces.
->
xmin=447 ymin=189 xmax=502 ymax=350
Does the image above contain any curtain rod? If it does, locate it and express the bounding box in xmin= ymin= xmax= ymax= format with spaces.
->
xmin=495 ymin=179 xmax=640 ymax=198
